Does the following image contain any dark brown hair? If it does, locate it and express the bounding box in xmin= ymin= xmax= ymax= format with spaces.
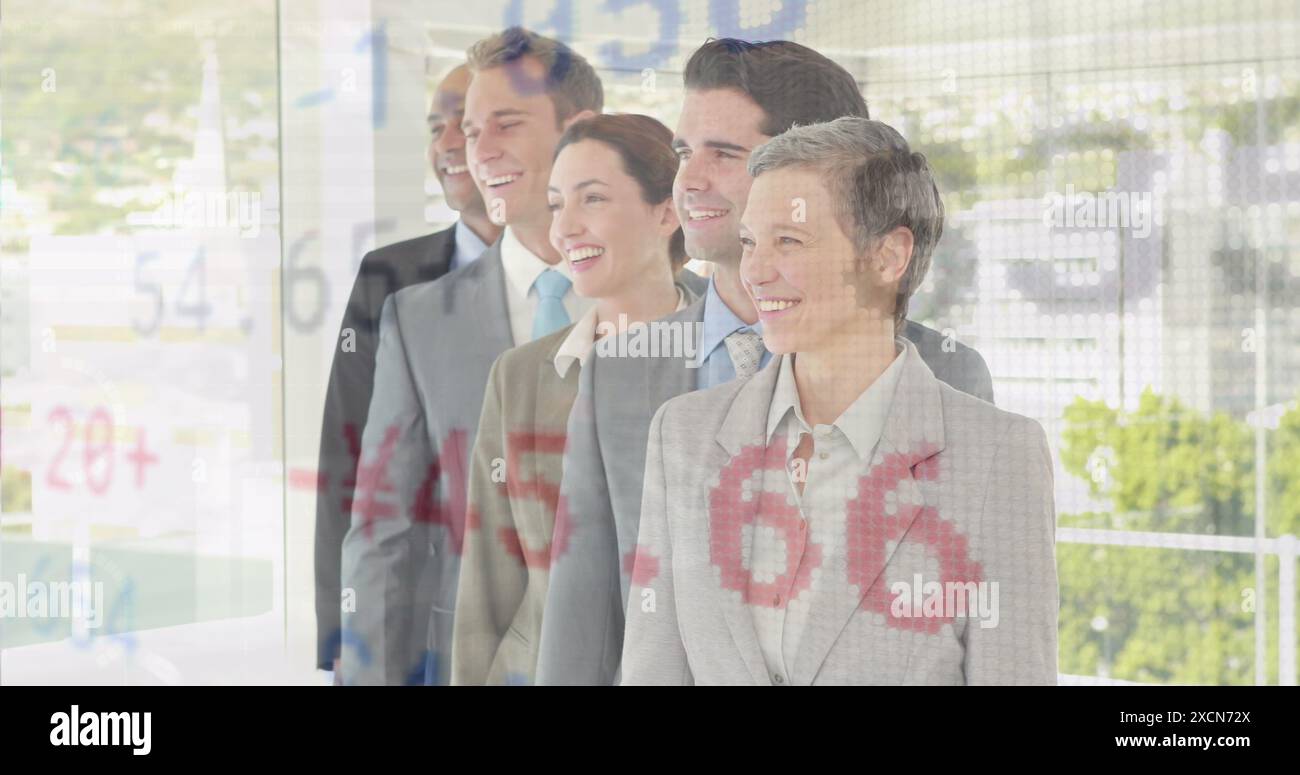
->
xmin=683 ymin=38 xmax=868 ymax=137
xmin=554 ymin=113 xmax=687 ymax=269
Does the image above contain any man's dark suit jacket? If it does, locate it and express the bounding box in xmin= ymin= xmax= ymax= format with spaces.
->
xmin=314 ymin=224 xmax=463 ymax=670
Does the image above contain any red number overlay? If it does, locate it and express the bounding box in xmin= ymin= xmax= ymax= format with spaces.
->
xmin=708 ymin=435 xmax=822 ymax=607
xmin=709 ymin=439 xmax=982 ymax=632
xmin=497 ymin=431 xmax=567 ymax=569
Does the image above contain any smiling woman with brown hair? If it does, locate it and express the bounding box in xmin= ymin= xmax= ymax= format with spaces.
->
xmin=451 ymin=113 xmax=700 ymax=686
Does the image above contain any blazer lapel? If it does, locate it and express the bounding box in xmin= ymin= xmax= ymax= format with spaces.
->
xmin=525 ymin=331 xmax=572 ymax=546
xmin=710 ymin=357 xmax=785 ymax=685
xmin=466 ymin=240 xmax=514 ymax=353
xmin=790 ymin=340 xmax=948 ymax=684
xmin=643 ymin=298 xmax=707 ymax=417
xmin=417 ymin=223 xmax=457 ymax=282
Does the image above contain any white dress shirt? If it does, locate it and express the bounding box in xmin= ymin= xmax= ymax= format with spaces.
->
xmin=499 ymin=226 xmax=593 ymax=346
xmin=552 ymin=288 xmax=687 ymax=379
xmin=750 ymin=340 xmax=908 ymax=684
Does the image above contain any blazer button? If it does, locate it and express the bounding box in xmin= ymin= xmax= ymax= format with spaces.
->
xmin=773 ymin=673 xmax=785 ymax=685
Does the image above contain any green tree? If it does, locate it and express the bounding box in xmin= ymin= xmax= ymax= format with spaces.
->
xmin=0 ymin=1 xmax=278 ymax=249
xmin=1058 ymin=389 xmax=1299 ymax=684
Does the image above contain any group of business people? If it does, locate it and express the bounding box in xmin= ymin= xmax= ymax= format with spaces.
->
xmin=314 ymin=27 xmax=1059 ymax=686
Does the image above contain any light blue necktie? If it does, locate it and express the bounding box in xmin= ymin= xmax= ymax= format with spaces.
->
xmin=531 ymin=268 xmax=572 ymax=340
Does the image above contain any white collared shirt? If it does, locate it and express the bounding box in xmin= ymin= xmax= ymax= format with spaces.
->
xmin=749 ymin=341 xmax=908 ymax=684
xmin=499 ymin=226 xmax=593 ymax=346
xmin=552 ymin=288 xmax=688 ymax=379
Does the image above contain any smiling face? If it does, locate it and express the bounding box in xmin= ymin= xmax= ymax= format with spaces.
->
xmin=672 ymin=88 xmax=771 ymax=267
xmin=427 ymin=66 xmax=481 ymax=213
xmin=462 ymin=57 xmax=569 ymax=228
xmin=548 ymin=138 xmax=678 ymax=300
xmin=740 ymin=165 xmax=903 ymax=355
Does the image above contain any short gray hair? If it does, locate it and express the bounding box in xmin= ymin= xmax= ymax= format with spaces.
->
xmin=747 ymin=117 xmax=944 ymax=326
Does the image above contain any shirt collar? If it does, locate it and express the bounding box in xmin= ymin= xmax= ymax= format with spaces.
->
xmin=554 ymin=306 xmax=599 ymax=379
xmin=699 ymin=275 xmax=763 ymax=362
xmin=553 ymin=288 xmax=688 ymax=379
xmin=452 ymin=220 xmax=489 ymax=268
xmin=765 ymin=340 xmax=909 ymax=461
xmin=766 ymin=354 xmax=809 ymax=444
xmin=500 ymin=226 xmax=574 ymax=302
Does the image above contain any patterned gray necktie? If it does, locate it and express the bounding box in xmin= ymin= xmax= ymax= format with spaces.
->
xmin=723 ymin=328 xmax=765 ymax=380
